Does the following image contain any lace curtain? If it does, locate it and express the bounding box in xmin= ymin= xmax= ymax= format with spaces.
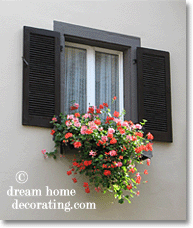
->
xmin=65 ymin=46 xmax=119 ymax=115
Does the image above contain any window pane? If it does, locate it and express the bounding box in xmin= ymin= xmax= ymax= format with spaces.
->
xmin=95 ymin=51 xmax=119 ymax=116
xmin=65 ymin=46 xmax=87 ymax=114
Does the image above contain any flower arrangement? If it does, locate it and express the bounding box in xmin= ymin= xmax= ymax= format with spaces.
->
xmin=43 ymin=97 xmax=153 ymax=204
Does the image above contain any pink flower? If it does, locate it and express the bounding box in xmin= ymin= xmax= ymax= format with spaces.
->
xmin=109 ymin=150 xmax=117 ymax=156
xmin=74 ymin=122 xmax=81 ymax=127
xmin=121 ymin=121 xmax=128 ymax=127
xmin=73 ymin=117 xmax=79 ymax=122
xmin=136 ymin=191 xmax=140 ymax=196
xmin=117 ymin=162 xmax=123 ymax=167
xmin=41 ymin=149 xmax=46 ymax=154
xmin=65 ymin=120 xmax=72 ymax=127
xmin=134 ymin=124 xmax=142 ymax=129
xmin=81 ymin=126 xmax=87 ymax=134
xmin=82 ymin=113 xmax=91 ymax=119
xmin=108 ymin=128 xmax=115 ymax=134
xmin=88 ymin=121 xmax=98 ymax=130
xmin=126 ymin=135 xmax=132 ymax=140
xmin=74 ymin=103 xmax=79 ymax=108
xmin=113 ymin=118 xmax=122 ymax=125
xmin=52 ymin=117 xmax=57 ymax=122
xmin=67 ymin=115 xmax=74 ymax=120
xmin=89 ymin=150 xmax=97 ymax=157
xmin=101 ymin=136 xmax=108 ymax=142
xmin=95 ymin=187 xmax=101 ymax=192
xmin=99 ymin=127 xmax=103 ymax=131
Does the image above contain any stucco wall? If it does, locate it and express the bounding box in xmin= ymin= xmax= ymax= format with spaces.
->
xmin=0 ymin=0 xmax=186 ymax=220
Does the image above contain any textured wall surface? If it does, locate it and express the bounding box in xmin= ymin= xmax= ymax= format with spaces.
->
xmin=0 ymin=0 xmax=186 ymax=220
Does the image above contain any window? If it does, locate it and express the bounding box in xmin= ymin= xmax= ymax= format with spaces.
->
xmin=64 ymin=42 xmax=123 ymax=115
xmin=22 ymin=22 xmax=172 ymax=142
xmin=54 ymin=21 xmax=140 ymax=123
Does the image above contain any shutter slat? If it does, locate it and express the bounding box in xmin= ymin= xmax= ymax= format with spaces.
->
xmin=137 ymin=47 xmax=172 ymax=142
xmin=22 ymin=26 xmax=60 ymax=128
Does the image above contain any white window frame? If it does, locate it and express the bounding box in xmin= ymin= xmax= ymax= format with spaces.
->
xmin=65 ymin=41 xmax=124 ymax=114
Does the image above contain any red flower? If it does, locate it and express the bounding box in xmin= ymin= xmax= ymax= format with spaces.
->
xmin=135 ymin=132 xmax=143 ymax=137
xmin=146 ymin=142 xmax=153 ymax=151
xmin=73 ymin=141 xmax=82 ymax=148
xmin=50 ymin=129 xmax=55 ymax=135
xmin=52 ymin=117 xmax=57 ymax=122
xmin=113 ymin=111 xmax=119 ymax=117
xmin=136 ymin=175 xmax=141 ymax=184
xmin=105 ymin=116 xmax=114 ymax=124
xmin=113 ymin=96 xmax=117 ymax=100
xmin=84 ymin=160 xmax=92 ymax=166
xmin=144 ymin=169 xmax=148 ymax=175
xmin=147 ymin=132 xmax=154 ymax=140
xmin=147 ymin=159 xmax=151 ymax=166
xmin=129 ymin=168 xmax=135 ymax=173
xmin=107 ymin=133 xmax=113 ymax=139
xmin=119 ymin=128 xmax=125 ymax=134
xmin=96 ymin=108 xmax=101 ymax=114
xmin=110 ymin=137 xmax=117 ymax=144
xmin=135 ymin=145 xmax=145 ymax=154
xmin=131 ymin=136 xmax=137 ymax=141
xmin=128 ymin=120 xmax=134 ymax=126
xmin=103 ymin=103 xmax=108 ymax=107
xmin=67 ymin=171 xmax=72 ymax=176
xmin=94 ymin=119 xmax=101 ymax=125
xmin=74 ymin=112 xmax=80 ymax=118
xmin=70 ymin=103 xmax=79 ymax=110
xmin=99 ymin=104 xmax=104 ymax=109
xmin=85 ymin=187 xmax=90 ymax=193
xmin=83 ymin=182 xmax=89 ymax=187
xmin=104 ymin=170 xmax=111 ymax=176
xmin=127 ymin=184 xmax=132 ymax=190
xmin=65 ymin=132 xmax=73 ymax=139
xmin=88 ymin=107 xmax=94 ymax=114
xmin=72 ymin=178 xmax=77 ymax=183
xmin=136 ymin=191 xmax=140 ymax=196
xmin=73 ymin=162 xmax=78 ymax=166
xmin=119 ymin=155 xmax=123 ymax=159
xmin=85 ymin=129 xmax=93 ymax=134
xmin=102 ymin=164 xmax=108 ymax=168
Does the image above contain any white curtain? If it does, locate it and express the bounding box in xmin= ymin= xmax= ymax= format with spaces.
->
xmin=95 ymin=51 xmax=119 ymax=115
xmin=64 ymin=46 xmax=87 ymax=114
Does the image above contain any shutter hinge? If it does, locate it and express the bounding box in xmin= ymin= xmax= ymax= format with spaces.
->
xmin=60 ymin=45 xmax=63 ymax=52
xmin=133 ymin=59 xmax=137 ymax=64
xmin=22 ymin=56 xmax=29 ymax=66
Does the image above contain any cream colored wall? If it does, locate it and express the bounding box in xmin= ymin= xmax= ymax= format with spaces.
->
xmin=0 ymin=0 xmax=186 ymax=220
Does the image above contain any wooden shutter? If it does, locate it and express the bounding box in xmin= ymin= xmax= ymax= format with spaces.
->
xmin=22 ymin=26 xmax=60 ymax=128
xmin=137 ymin=47 xmax=172 ymax=142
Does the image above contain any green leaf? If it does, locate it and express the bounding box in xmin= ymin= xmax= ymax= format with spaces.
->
xmin=118 ymin=198 xmax=124 ymax=204
xmin=122 ymin=166 xmax=127 ymax=172
xmin=125 ymin=197 xmax=131 ymax=203
xmin=95 ymin=183 xmax=99 ymax=187
xmin=98 ymin=154 xmax=103 ymax=159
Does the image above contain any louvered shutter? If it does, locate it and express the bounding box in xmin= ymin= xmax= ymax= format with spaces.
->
xmin=137 ymin=47 xmax=172 ymax=142
xmin=22 ymin=26 xmax=60 ymax=128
